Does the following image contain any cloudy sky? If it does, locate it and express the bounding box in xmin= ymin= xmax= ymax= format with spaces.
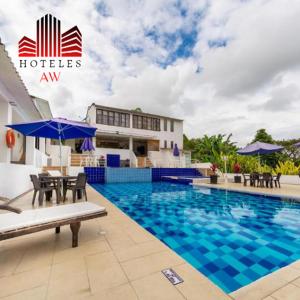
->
xmin=1 ymin=0 xmax=300 ymax=145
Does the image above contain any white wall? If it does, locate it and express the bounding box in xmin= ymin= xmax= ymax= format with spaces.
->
xmin=35 ymin=149 xmax=49 ymax=167
xmin=68 ymin=166 xmax=84 ymax=176
xmin=48 ymin=144 xmax=71 ymax=166
xmin=94 ymin=148 xmax=130 ymax=160
xmin=0 ymin=163 xmax=40 ymax=199
xmin=0 ymin=100 xmax=12 ymax=163
xmin=88 ymin=105 xmax=183 ymax=150
xmin=148 ymin=149 xmax=187 ymax=167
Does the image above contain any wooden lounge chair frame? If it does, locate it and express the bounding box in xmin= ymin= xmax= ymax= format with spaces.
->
xmin=0 ymin=204 xmax=107 ymax=248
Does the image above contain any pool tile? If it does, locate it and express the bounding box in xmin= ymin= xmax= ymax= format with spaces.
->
xmin=92 ymin=182 xmax=300 ymax=293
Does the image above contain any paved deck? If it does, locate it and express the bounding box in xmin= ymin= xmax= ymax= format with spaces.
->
xmin=0 ymin=183 xmax=299 ymax=299
xmin=0 ymin=186 xmax=230 ymax=300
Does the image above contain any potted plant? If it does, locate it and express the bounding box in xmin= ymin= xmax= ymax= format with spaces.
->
xmin=233 ymin=163 xmax=242 ymax=183
xmin=210 ymin=163 xmax=218 ymax=184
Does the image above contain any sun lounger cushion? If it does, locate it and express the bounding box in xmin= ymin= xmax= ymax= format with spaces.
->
xmin=0 ymin=202 xmax=106 ymax=234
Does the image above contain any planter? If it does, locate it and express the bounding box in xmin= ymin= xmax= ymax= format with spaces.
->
xmin=210 ymin=175 xmax=218 ymax=184
xmin=234 ymin=175 xmax=242 ymax=183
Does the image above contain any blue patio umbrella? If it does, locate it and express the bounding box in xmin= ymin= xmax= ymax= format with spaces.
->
xmin=80 ymin=137 xmax=95 ymax=152
xmin=294 ymin=142 xmax=300 ymax=148
xmin=173 ymin=143 xmax=180 ymax=157
xmin=237 ymin=141 xmax=284 ymax=155
xmin=237 ymin=141 xmax=283 ymax=165
xmin=6 ymin=118 xmax=96 ymax=171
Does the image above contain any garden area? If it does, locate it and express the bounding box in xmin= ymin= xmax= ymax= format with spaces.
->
xmin=183 ymin=129 xmax=300 ymax=175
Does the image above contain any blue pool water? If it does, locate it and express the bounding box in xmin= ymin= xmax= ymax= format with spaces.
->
xmin=92 ymin=182 xmax=300 ymax=293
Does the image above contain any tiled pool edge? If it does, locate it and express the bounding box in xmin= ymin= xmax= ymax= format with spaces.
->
xmin=89 ymin=184 xmax=232 ymax=299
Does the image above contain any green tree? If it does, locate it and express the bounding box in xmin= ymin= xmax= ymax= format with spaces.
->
xmin=252 ymin=129 xmax=273 ymax=143
xmin=184 ymin=134 xmax=237 ymax=169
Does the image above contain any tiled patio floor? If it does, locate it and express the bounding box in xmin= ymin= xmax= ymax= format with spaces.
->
xmin=1 ymin=183 xmax=299 ymax=299
xmin=0 ymin=186 xmax=230 ymax=300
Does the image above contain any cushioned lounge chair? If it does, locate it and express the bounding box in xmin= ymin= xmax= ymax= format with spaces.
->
xmin=0 ymin=202 xmax=107 ymax=248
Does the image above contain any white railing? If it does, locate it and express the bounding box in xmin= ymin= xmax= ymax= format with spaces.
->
xmin=70 ymin=154 xmax=106 ymax=167
xmin=129 ymin=150 xmax=138 ymax=168
xmin=80 ymin=155 xmax=106 ymax=167
xmin=150 ymin=158 xmax=187 ymax=168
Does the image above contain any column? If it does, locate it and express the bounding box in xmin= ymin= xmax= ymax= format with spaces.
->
xmin=129 ymin=136 xmax=133 ymax=151
xmin=25 ymin=136 xmax=36 ymax=165
xmin=0 ymin=101 xmax=12 ymax=163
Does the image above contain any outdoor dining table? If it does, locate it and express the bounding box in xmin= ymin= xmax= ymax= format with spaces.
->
xmin=47 ymin=176 xmax=77 ymax=204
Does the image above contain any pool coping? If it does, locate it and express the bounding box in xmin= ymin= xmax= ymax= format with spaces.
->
xmin=192 ymin=182 xmax=300 ymax=202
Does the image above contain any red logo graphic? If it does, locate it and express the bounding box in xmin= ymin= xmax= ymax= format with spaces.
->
xmin=18 ymin=14 xmax=82 ymax=57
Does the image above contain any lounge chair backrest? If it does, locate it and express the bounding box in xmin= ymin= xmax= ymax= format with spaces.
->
xmin=75 ymin=173 xmax=87 ymax=189
xmin=30 ymin=174 xmax=41 ymax=189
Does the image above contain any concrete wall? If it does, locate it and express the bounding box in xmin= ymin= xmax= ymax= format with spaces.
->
xmin=0 ymin=163 xmax=40 ymax=199
xmin=94 ymin=148 xmax=130 ymax=160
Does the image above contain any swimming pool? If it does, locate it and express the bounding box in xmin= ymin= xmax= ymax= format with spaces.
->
xmin=92 ymin=182 xmax=300 ymax=293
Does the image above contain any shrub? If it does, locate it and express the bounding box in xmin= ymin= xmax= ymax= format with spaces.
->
xmin=274 ymin=161 xmax=300 ymax=175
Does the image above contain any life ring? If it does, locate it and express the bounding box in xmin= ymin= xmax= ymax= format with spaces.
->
xmin=6 ymin=130 xmax=15 ymax=148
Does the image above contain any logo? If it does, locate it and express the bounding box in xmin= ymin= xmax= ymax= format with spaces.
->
xmin=18 ymin=14 xmax=82 ymax=82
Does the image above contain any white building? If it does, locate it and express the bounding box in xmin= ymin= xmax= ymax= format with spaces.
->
xmin=0 ymin=39 xmax=54 ymax=199
xmin=67 ymin=103 xmax=190 ymax=167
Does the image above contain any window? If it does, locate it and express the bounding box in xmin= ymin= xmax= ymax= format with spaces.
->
xmin=171 ymin=141 xmax=174 ymax=149
xmin=35 ymin=137 xmax=40 ymax=150
xmin=164 ymin=119 xmax=167 ymax=131
xmin=96 ymin=109 xmax=129 ymax=128
xmin=132 ymin=115 xmax=161 ymax=131
xmin=170 ymin=120 xmax=174 ymax=132
xmin=164 ymin=140 xmax=167 ymax=148
xmin=108 ymin=111 xmax=114 ymax=125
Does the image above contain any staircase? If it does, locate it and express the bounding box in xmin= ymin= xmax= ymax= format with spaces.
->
xmin=70 ymin=154 xmax=84 ymax=166
xmin=42 ymin=166 xmax=67 ymax=176
xmin=137 ymin=157 xmax=153 ymax=168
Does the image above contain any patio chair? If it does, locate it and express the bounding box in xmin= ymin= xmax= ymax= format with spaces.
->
xmin=259 ymin=173 xmax=273 ymax=188
xmin=250 ymin=172 xmax=260 ymax=187
xmin=242 ymin=173 xmax=251 ymax=186
xmin=273 ymin=173 xmax=282 ymax=188
xmin=30 ymin=175 xmax=58 ymax=206
xmin=0 ymin=202 xmax=107 ymax=248
xmin=39 ymin=173 xmax=56 ymax=201
xmin=63 ymin=173 xmax=88 ymax=203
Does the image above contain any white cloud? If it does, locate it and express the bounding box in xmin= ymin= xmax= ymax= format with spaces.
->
xmin=1 ymin=0 xmax=300 ymax=146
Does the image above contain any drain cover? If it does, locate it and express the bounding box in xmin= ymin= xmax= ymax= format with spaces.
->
xmin=162 ymin=268 xmax=183 ymax=285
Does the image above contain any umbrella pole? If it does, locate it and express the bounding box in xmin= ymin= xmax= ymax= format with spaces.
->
xmin=59 ymin=136 xmax=63 ymax=174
